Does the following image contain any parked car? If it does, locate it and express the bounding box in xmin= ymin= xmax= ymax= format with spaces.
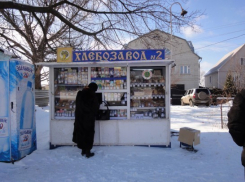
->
xmin=181 ymin=88 xmax=212 ymax=107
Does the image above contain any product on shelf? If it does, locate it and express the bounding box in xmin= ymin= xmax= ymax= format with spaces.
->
xmin=109 ymin=68 xmax=114 ymax=77
xmin=134 ymin=89 xmax=144 ymax=97
xmin=110 ymin=109 xmax=127 ymax=118
xmin=143 ymin=88 xmax=152 ymax=96
xmin=91 ymin=67 xmax=127 ymax=90
xmin=55 ymin=67 xmax=88 ymax=85
xmin=130 ymin=107 xmax=165 ymax=119
xmin=114 ymin=67 xmax=121 ymax=77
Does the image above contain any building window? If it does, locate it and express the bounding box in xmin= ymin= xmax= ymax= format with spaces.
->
xmin=180 ymin=65 xmax=190 ymax=74
xmin=241 ymin=58 xmax=245 ymax=65
xmin=233 ymin=73 xmax=238 ymax=82
xmin=210 ymin=76 xmax=212 ymax=83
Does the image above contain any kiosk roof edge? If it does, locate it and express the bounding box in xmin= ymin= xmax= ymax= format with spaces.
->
xmin=36 ymin=60 xmax=174 ymax=67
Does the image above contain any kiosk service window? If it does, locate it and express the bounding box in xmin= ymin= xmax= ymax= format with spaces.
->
xmin=54 ymin=67 xmax=88 ymax=118
xmin=52 ymin=66 xmax=166 ymax=120
xmin=130 ymin=67 xmax=166 ymax=119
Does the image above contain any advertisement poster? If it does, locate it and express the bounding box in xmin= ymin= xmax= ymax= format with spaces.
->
xmin=9 ymin=60 xmax=36 ymax=160
xmin=0 ymin=118 xmax=8 ymax=137
xmin=0 ymin=60 xmax=10 ymax=161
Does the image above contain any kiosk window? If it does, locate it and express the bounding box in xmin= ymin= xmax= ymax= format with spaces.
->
xmin=130 ymin=66 xmax=166 ymax=119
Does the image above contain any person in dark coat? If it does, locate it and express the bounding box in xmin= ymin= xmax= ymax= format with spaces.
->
xmin=227 ymin=89 xmax=245 ymax=167
xmin=72 ymin=82 xmax=100 ymax=158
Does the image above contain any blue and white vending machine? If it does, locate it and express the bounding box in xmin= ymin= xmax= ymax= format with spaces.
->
xmin=0 ymin=54 xmax=36 ymax=162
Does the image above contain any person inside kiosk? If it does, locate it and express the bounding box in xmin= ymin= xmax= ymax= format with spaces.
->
xmin=72 ymin=82 xmax=100 ymax=158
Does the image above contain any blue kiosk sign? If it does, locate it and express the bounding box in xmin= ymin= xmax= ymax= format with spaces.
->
xmin=72 ymin=49 xmax=165 ymax=62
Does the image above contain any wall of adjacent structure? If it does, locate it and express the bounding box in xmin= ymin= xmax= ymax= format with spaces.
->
xmin=205 ymin=72 xmax=218 ymax=89
xmin=205 ymin=44 xmax=245 ymax=90
xmin=218 ymin=45 xmax=245 ymax=89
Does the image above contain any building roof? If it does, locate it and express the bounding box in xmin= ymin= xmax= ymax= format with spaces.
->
xmin=126 ymin=29 xmax=201 ymax=59
xmin=204 ymin=44 xmax=245 ymax=76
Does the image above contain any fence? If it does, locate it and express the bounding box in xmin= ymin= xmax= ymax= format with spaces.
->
xmin=35 ymin=89 xmax=49 ymax=107
xmin=191 ymin=97 xmax=233 ymax=129
xmin=218 ymin=97 xmax=234 ymax=129
xmin=171 ymin=87 xmax=185 ymax=105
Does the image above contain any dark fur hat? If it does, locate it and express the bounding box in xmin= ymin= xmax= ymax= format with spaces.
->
xmin=88 ymin=82 xmax=98 ymax=92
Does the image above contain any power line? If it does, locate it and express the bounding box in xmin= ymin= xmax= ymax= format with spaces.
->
xmin=191 ymin=29 xmax=245 ymax=41
xmin=203 ymin=20 xmax=245 ymax=31
xmin=173 ymin=33 xmax=245 ymax=56
xmin=195 ymin=34 xmax=245 ymax=50
xmin=182 ymin=21 xmax=245 ymax=42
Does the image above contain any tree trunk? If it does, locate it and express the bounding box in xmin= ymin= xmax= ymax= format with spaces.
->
xmin=35 ymin=65 xmax=43 ymax=90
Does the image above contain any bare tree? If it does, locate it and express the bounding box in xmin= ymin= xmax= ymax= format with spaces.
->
xmin=200 ymin=69 xmax=205 ymax=87
xmin=0 ymin=0 xmax=202 ymax=89
xmin=231 ymin=62 xmax=245 ymax=92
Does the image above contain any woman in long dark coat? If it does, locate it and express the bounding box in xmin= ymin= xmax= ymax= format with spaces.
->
xmin=72 ymin=83 xmax=99 ymax=158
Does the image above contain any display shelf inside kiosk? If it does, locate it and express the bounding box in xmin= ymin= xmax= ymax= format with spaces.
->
xmin=54 ymin=67 xmax=88 ymax=119
xmin=91 ymin=66 xmax=128 ymax=119
xmin=130 ymin=67 xmax=166 ymax=119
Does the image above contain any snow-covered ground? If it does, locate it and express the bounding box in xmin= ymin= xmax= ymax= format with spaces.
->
xmin=0 ymin=103 xmax=243 ymax=182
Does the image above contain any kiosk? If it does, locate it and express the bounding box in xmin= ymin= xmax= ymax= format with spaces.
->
xmin=37 ymin=48 xmax=173 ymax=149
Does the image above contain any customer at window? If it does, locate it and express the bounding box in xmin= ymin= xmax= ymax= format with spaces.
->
xmin=72 ymin=82 xmax=99 ymax=158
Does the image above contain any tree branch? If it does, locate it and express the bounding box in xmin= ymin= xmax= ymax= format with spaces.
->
xmin=0 ymin=1 xmax=110 ymax=36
